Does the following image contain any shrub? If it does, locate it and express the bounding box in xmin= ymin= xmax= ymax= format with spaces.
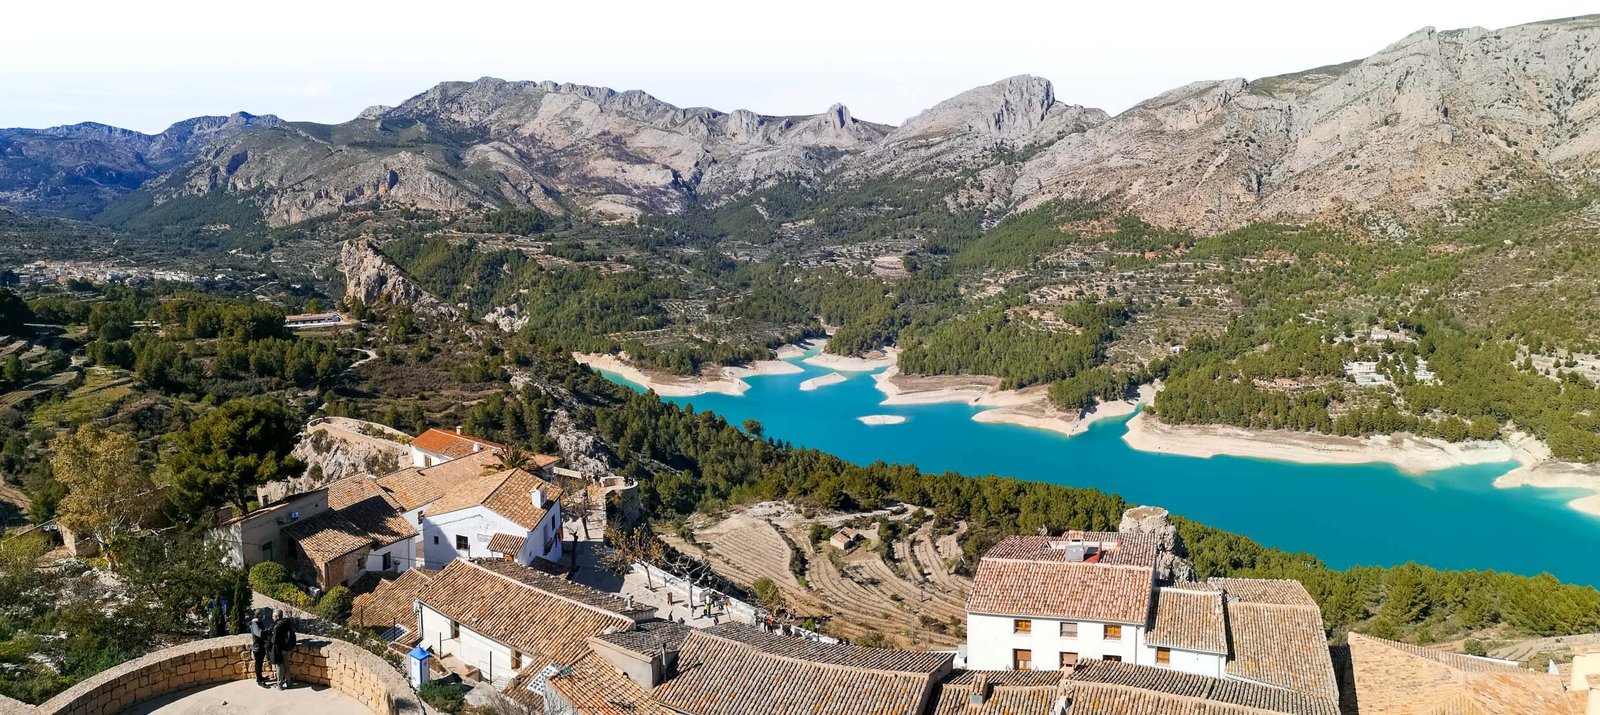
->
xmin=270 ymin=583 xmax=313 ymax=610
xmin=249 ymin=561 xmax=290 ymax=593
xmin=418 ymin=680 xmax=466 ymax=713
xmin=807 ymin=523 xmax=834 ymax=543
xmin=751 ymin=577 xmax=782 ymax=607
xmin=313 ymin=586 xmax=354 ymax=622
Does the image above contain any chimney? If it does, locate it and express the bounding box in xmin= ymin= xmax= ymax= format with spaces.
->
xmin=624 ymin=594 xmax=635 ymax=610
xmin=531 ymin=488 xmax=544 ymax=509
xmin=455 ymin=425 xmax=463 ymax=435
xmin=472 ymin=442 xmax=481 ymax=453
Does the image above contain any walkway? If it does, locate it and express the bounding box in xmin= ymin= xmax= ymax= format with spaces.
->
xmin=123 ymin=679 xmax=371 ymax=715
xmin=563 ymin=539 xmax=738 ymax=629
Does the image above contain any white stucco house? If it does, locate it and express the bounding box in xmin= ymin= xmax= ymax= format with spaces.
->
xmin=963 ymin=511 xmax=1339 ymax=703
xmin=408 ymin=427 xmax=503 ymax=468
xmin=965 ymin=533 xmax=1161 ymax=671
xmin=416 ymin=465 xmax=565 ymax=570
xmin=414 ymin=558 xmax=655 ymax=687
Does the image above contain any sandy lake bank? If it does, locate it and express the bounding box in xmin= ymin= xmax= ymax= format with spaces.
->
xmin=573 ymin=352 xmax=800 ymax=397
xmin=803 ymin=340 xmax=899 ymax=372
xmin=799 ymin=372 xmax=847 ymax=391
xmin=1120 ymin=411 xmax=1530 ymax=475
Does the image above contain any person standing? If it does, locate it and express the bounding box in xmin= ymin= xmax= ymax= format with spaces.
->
xmin=249 ymin=610 xmax=273 ymax=687
xmin=269 ymin=609 xmax=298 ymax=690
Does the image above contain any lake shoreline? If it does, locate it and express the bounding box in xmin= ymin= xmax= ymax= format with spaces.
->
xmin=572 ymin=352 xmax=801 ymax=397
xmin=586 ymin=348 xmax=1600 ymax=519
xmin=1120 ymin=411 xmax=1531 ymax=473
xmin=871 ymin=366 xmax=1155 ymax=438
xmin=1495 ymin=460 xmax=1600 ymax=518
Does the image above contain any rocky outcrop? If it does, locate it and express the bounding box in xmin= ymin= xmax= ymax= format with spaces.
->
xmin=1119 ymin=505 xmax=1194 ymax=582
xmin=337 ymin=237 xmax=457 ymax=316
xmin=548 ymin=407 xmax=615 ymax=479
xmin=291 ymin=421 xmax=408 ymax=484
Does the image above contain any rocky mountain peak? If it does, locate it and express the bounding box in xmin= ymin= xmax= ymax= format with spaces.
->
xmin=890 ymin=73 xmax=1064 ymax=143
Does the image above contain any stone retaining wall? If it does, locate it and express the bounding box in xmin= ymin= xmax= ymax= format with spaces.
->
xmin=21 ymin=634 xmax=426 ymax=715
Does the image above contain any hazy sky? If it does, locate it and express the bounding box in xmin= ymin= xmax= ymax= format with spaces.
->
xmin=4 ymin=0 xmax=1595 ymax=133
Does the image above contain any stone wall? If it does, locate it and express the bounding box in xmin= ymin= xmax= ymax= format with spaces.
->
xmin=21 ymin=634 xmax=426 ymax=715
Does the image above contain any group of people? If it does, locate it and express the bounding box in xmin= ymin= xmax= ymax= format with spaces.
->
xmin=248 ymin=609 xmax=299 ymax=689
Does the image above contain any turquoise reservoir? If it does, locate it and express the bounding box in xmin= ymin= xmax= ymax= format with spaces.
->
xmin=599 ymin=355 xmax=1600 ymax=586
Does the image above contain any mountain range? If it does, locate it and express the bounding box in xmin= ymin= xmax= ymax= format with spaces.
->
xmin=4 ymin=15 xmax=1600 ymax=233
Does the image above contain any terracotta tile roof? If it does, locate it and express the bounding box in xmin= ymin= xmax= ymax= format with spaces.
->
xmin=469 ymin=558 xmax=651 ymax=617
xmin=327 ymin=475 xmax=387 ymax=510
xmin=591 ymin=620 xmax=692 ymax=658
xmin=1208 ymin=578 xmax=1319 ymax=608
xmin=1148 ymin=586 xmax=1229 ymax=655
xmin=1345 ymin=633 xmax=1573 ymax=715
xmin=931 ymin=671 xmax=1065 ymax=715
xmin=377 ymin=450 xmax=503 ymax=511
xmin=653 ymin=623 xmax=952 ymax=715
xmin=487 ymin=532 xmax=526 ymax=556
xmin=1208 ymin=579 xmax=1337 ymax=702
xmin=967 ymin=557 xmax=1154 ymax=625
xmin=983 ymin=533 xmax=1162 ymax=568
xmin=410 ymin=428 xmax=503 ymax=459
xmin=350 ymin=568 xmax=435 ymax=635
xmin=283 ymin=493 xmax=416 ymax=567
xmin=417 ymin=559 xmax=636 ymax=665
xmin=544 ymin=651 xmax=666 ymax=715
xmin=423 ymin=467 xmax=563 ymax=531
xmin=1064 ymin=660 xmax=1339 ymax=715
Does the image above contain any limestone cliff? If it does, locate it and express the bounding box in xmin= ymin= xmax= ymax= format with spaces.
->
xmin=337 ymin=237 xmax=457 ymax=317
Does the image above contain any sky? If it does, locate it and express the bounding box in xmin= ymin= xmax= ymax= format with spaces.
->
xmin=4 ymin=0 xmax=1596 ymax=133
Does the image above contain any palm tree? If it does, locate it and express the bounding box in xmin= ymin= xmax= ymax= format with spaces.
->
xmin=484 ymin=446 xmax=531 ymax=473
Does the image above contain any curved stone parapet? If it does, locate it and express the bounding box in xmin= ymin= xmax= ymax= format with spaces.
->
xmin=23 ymin=634 xmax=426 ymax=715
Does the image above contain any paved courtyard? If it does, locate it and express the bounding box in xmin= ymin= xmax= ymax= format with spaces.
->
xmin=124 ymin=679 xmax=372 ymax=715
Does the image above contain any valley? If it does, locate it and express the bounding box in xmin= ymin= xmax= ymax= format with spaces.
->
xmin=6 ymin=12 xmax=1600 ymax=711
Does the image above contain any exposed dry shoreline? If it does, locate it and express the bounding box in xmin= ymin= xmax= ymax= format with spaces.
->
xmin=1120 ymin=412 xmax=1529 ymax=474
xmin=1495 ymin=460 xmax=1600 ymax=517
xmin=799 ymin=372 xmax=847 ymax=391
xmin=581 ymin=347 xmax=1600 ymax=517
xmin=871 ymin=366 xmax=1154 ymax=437
xmin=572 ymin=352 xmax=800 ymax=397
xmin=803 ymin=340 xmax=899 ymax=371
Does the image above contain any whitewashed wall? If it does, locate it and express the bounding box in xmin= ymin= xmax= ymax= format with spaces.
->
xmin=966 ymin=613 xmax=1146 ymax=670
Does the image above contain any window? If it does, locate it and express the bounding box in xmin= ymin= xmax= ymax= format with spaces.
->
xmin=449 ymin=621 xmax=460 ymax=639
xmin=432 ymin=536 xmax=439 ymax=545
xmin=455 ymin=535 xmax=470 ymax=551
xmin=1012 ymin=649 xmax=1033 ymax=670
xmin=1155 ymin=648 xmax=1172 ymax=666
xmin=1013 ymin=619 xmax=1032 ymax=635
xmin=1104 ymin=625 xmax=1123 ymax=641
xmin=511 ymin=651 xmax=522 ymax=670
xmin=1060 ymin=622 xmax=1078 ymax=638
xmin=260 ymin=542 xmax=273 ymax=559
xmin=1059 ymin=651 xmax=1078 ymax=669
xmin=1104 ymin=655 xmax=1122 ymax=663
xmin=381 ymin=552 xmax=393 ymax=571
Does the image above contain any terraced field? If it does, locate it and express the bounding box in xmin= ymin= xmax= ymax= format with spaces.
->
xmin=660 ymin=505 xmax=972 ymax=649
